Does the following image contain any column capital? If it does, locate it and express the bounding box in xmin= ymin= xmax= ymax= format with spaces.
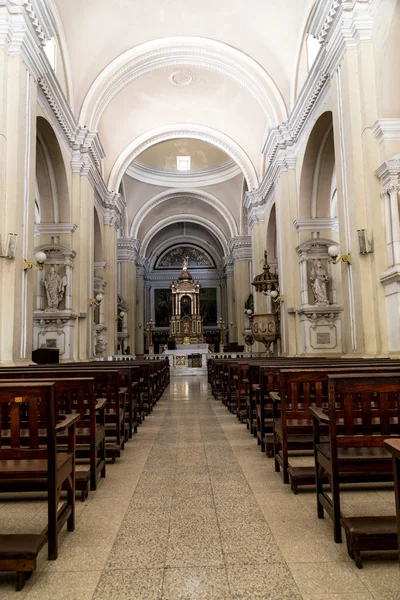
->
xmin=117 ymin=237 xmax=140 ymax=263
xmin=228 ymin=236 xmax=252 ymax=261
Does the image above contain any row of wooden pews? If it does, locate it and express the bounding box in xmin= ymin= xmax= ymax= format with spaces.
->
xmin=208 ymin=355 xmax=400 ymax=568
xmin=0 ymin=358 xmax=169 ymax=590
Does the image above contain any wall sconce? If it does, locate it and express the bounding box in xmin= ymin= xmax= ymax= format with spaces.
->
xmin=0 ymin=233 xmax=18 ymax=258
xmin=23 ymin=251 xmax=47 ymax=271
xmin=328 ymin=245 xmax=351 ymax=265
xmin=89 ymin=292 xmax=104 ymax=306
xmin=115 ymin=310 xmax=125 ymax=321
xmin=270 ymin=290 xmax=284 ymax=303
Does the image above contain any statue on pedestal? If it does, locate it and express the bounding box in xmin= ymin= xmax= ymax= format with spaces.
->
xmin=310 ymin=259 xmax=330 ymax=306
xmin=43 ymin=265 xmax=67 ymax=310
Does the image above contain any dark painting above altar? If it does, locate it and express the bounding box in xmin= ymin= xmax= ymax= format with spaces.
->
xmin=155 ymin=245 xmax=215 ymax=269
xmin=154 ymin=288 xmax=172 ymax=326
xmin=199 ymin=288 xmax=217 ymax=325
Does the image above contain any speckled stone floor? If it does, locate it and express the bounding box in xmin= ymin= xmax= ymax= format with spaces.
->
xmin=0 ymin=376 xmax=399 ymax=599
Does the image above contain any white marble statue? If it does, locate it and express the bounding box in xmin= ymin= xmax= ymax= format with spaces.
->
xmin=43 ymin=265 xmax=67 ymax=309
xmin=182 ymin=256 xmax=189 ymax=270
xmin=310 ymin=259 xmax=330 ymax=306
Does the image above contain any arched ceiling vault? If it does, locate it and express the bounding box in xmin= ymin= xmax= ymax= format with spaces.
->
xmin=130 ymin=189 xmax=238 ymax=240
xmin=140 ymin=216 xmax=229 ymax=258
xmin=110 ymin=125 xmax=259 ymax=192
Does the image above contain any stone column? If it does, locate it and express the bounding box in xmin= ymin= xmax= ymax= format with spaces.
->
xmin=0 ymin=30 xmax=37 ymax=365
xmin=135 ymin=260 xmax=145 ymax=354
xmin=117 ymin=237 xmax=139 ymax=353
xmin=103 ymin=213 xmax=118 ymax=356
xmin=229 ymin=237 xmax=252 ymax=346
xmin=225 ymin=263 xmax=236 ymax=343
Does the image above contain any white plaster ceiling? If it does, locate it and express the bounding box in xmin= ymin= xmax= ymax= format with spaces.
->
xmin=54 ymin=0 xmax=314 ymax=116
xmin=136 ymin=139 xmax=230 ymax=171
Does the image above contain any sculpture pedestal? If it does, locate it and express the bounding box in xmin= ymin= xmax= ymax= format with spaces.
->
xmin=33 ymin=309 xmax=77 ymax=361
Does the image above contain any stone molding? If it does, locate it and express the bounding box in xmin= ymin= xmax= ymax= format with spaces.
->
xmin=380 ymin=266 xmax=400 ymax=287
xmin=126 ymin=160 xmax=241 ymax=188
xmin=130 ymin=189 xmax=238 ymax=240
xmin=34 ymin=222 xmax=77 ymax=237
xmin=293 ymin=218 xmax=339 ymax=232
xmin=372 ymin=119 xmax=400 ymax=144
xmin=117 ymin=237 xmax=140 ymax=263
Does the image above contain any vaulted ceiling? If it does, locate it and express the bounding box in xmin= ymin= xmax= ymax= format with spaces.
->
xmin=50 ymin=0 xmax=316 ymax=260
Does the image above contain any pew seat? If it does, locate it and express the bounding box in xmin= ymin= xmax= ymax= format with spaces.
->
xmin=0 ymin=534 xmax=46 ymax=591
xmin=341 ymin=516 xmax=398 ymax=568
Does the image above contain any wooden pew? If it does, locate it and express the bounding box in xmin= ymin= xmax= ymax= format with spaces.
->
xmin=312 ymin=372 xmax=400 ymax=543
xmin=0 ymin=382 xmax=79 ymax=560
xmin=0 ymin=375 xmax=106 ymax=496
xmin=5 ymin=367 xmax=125 ymax=461
xmin=384 ymin=438 xmax=400 ymax=562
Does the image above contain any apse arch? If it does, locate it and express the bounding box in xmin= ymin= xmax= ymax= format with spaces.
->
xmin=109 ymin=124 xmax=259 ymax=192
xmin=147 ymin=236 xmax=223 ymax=272
xmin=140 ymin=216 xmax=230 ymax=258
xmin=79 ymin=36 xmax=288 ymax=131
xmin=130 ymin=189 xmax=238 ymax=240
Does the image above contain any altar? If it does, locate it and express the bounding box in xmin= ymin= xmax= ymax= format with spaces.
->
xmin=164 ymin=343 xmax=209 ymax=373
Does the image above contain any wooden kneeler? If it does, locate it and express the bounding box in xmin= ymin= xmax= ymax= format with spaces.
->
xmin=0 ymin=534 xmax=46 ymax=590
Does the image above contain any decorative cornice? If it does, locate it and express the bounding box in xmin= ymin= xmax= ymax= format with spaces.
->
xmin=34 ymin=222 xmax=78 ymax=237
xmin=247 ymin=205 xmax=266 ymax=231
xmin=228 ymin=236 xmax=252 ymax=261
xmin=126 ymin=159 xmax=241 ymax=188
xmin=117 ymin=237 xmax=140 ymax=263
xmin=144 ymin=271 xmax=223 ymax=282
xmin=372 ymin=119 xmax=400 ymax=144
xmin=380 ymin=266 xmax=400 ymax=287
xmin=376 ymin=155 xmax=400 ymax=190
xmin=293 ymin=218 xmax=339 ymax=232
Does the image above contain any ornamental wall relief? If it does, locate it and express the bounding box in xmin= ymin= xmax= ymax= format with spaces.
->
xmin=156 ymin=246 xmax=214 ymax=269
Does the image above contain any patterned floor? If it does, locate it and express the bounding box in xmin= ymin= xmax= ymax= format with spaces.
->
xmin=0 ymin=376 xmax=399 ymax=599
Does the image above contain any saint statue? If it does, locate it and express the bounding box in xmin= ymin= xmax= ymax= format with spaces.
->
xmin=182 ymin=256 xmax=189 ymax=270
xmin=43 ymin=265 xmax=67 ymax=309
xmin=310 ymin=259 xmax=330 ymax=306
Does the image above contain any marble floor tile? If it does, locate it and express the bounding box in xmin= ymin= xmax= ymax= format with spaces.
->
xmin=165 ymin=539 xmax=225 ymax=568
xmin=289 ymin=563 xmax=369 ymax=597
xmin=25 ymin=571 xmax=102 ymax=600
xmin=93 ymin=568 xmax=163 ymax=600
xmin=227 ymin=563 xmax=302 ymax=599
xmin=162 ymin=567 xmax=231 ymax=600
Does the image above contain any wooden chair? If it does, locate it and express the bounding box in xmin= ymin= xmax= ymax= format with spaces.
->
xmin=0 ymin=382 xmax=79 ymax=560
xmin=312 ymin=373 xmax=400 ymax=543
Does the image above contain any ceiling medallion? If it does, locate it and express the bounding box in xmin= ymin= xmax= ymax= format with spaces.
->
xmin=169 ymin=70 xmax=194 ymax=87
